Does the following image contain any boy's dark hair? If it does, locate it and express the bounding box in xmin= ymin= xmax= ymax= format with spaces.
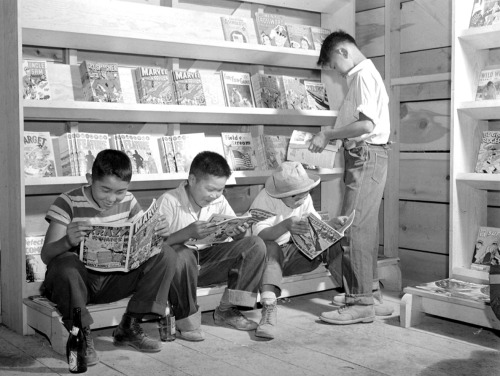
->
xmin=92 ymin=149 xmax=133 ymax=183
xmin=189 ymin=151 xmax=231 ymax=179
xmin=317 ymin=30 xmax=357 ymax=67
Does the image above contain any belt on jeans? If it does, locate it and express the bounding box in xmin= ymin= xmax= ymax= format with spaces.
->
xmin=343 ymin=139 xmax=390 ymax=150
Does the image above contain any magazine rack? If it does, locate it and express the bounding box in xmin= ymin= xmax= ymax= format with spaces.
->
xmin=400 ymin=0 xmax=500 ymax=330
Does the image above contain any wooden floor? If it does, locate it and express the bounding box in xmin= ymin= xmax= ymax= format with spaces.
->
xmin=1 ymin=289 xmax=499 ymax=376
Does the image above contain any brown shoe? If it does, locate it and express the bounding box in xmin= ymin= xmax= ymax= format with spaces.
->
xmin=82 ymin=327 xmax=99 ymax=366
xmin=332 ymin=293 xmax=394 ymax=316
xmin=113 ymin=314 xmax=161 ymax=352
xmin=320 ymin=305 xmax=375 ymax=325
xmin=213 ymin=306 xmax=258 ymax=331
xmin=255 ymin=299 xmax=277 ymax=339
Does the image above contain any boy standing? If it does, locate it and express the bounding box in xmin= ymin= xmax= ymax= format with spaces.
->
xmin=308 ymin=30 xmax=392 ymax=324
xmin=250 ymin=161 xmax=347 ymax=339
xmin=41 ymin=149 xmax=177 ymax=365
xmin=157 ymin=151 xmax=268 ymax=341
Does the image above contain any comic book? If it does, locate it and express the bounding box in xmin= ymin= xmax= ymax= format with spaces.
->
xmin=471 ymin=226 xmax=500 ymax=272
xmin=282 ymin=75 xmax=310 ymax=110
xmin=73 ymin=133 xmax=110 ymax=175
xmin=26 ymin=235 xmax=46 ymax=283
xmin=79 ymin=61 xmax=123 ymax=103
xmin=414 ymin=278 xmax=490 ymax=303
xmin=285 ymin=23 xmax=315 ymax=50
xmin=251 ymin=73 xmax=286 ymax=109
xmin=475 ymin=65 xmax=500 ymax=100
xmin=199 ymin=71 xmax=226 ymax=107
xmin=185 ymin=208 xmax=275 ymax=249
xmin=287 ymin=129 xmax=341 ymax=169
xmin=291 ymin=211 xmax=355 ymax=260
xmin=22 ymin=60 xmax=51 ymax=100
xmin=303 ymin=80 xmax=330 ymax=110
xmin=310 ymin=26 xmax=331 ymax=50
xmin=221 ymin=132 xmax=258 ymax=171
xmin=221 ymin=71 xmax=256 ymax=108
xmin=170 ymin=133 xmax=206 ymax=173
xmin=80 ymin=199 xmax=163 ymax=273
xmin=254 ymin=13 xmax=290 ymax=47
xmin=58 ymin=133 xmax=76 ymax=176
xmin=220 ymin=16 xmax=251 ymax=43
xmin=262 ymin=134 xmax=290 ymax=170
xmin=111 ymin=134 xmax=161 ymax=175
xmin=23 ymin=131 xmax=57 ymax=178
xmin=474 ymin=130 xmax=500 ymax=173
xmin=469 ymin=0 xmax=500 ymax=28
xmin=172 ymin=70 xmax=206 ymax=106
xmin=134 ymin=66 xmax=175 ymax=105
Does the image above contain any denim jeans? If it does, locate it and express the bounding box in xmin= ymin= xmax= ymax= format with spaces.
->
xmin=339 ymin=142 xmax=389 ymax=305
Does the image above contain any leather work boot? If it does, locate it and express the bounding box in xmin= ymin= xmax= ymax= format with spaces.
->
xmin=320 ymin=304 xmax=375 ymax=325
xmin=83 ymin=327 xmax=99 ymax=366
xmin=255 ymin=299 xmax=277 ymax=340
xmin=113 ymin=314 xmax=161 ymax=352
xmin=176 ymin=328 xmax=205 ymax=342
xmin=332 ymin=292 xmax=394 ymax=316
xmin=213 ymin=306 xmax=258 ymax=331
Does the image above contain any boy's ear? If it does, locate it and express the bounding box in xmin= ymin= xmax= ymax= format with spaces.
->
xmin=187 ymin=173 xmax=196 ymax=187
xmin=338 ymin=47 xmax=348 ymax=58
xmin=86 ymin=173 xmax=92 ymax=185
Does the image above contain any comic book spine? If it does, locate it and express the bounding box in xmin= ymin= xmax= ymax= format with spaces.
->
xmin=23 ymin=131 xmax=57 ymax=178
xmin=22 ymin=60 xmax=51 ymax=100
xmin=157 ymin=137 xmax=170 ymax=173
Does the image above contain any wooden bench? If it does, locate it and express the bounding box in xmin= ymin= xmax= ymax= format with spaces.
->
xmin=24 ymin=257 xmax=400 ymax=355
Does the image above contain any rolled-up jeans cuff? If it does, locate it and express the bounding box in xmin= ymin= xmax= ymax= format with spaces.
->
xmin=227 ymin=289 xmax=257 ymax=308
xmin=176 ymin=310 xmax=201 ymax=332
xmin=345 ymin=293 xmax=374 ymax=306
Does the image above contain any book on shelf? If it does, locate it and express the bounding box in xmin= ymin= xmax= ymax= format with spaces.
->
xmin=170 ymin=133 xmax=207 ymax=173
xmin=221 ymin=71 xmax=256 ymax=108
xmin=185 ymin=208 xmax=275 ymax=249
xmin=282 ymin=75 xmax=310 ymax=110
xmin=24 ymin=131 xmax=57 ymax=178
xmin=58 ymin=133 xmax=76 ymax=176
xmin=471 ymin=226 xmax=500 ymax=272
xmin=74 ymin=133 xmax=110 ymax=175
xmin=262 ymin=134 xmax=290 ymax=170
xmin=220 ymin=16 xmax=251 ymax=43
xmin=27 ymin=295 xmax=57 ymax=309
xmin=199 ymin=71 xmax=227 ymax=107
xmin=221 ymin=132 xmax=258 ymax=171
xmin=251 ymin=73 xmax=286 ymax=109
xmin=310 ymin=26 xmax=331 ymax=51
xmin=303 ymin=80 xmax=330 ymax=110
xmin=474 ymin=130 xmax=500 ymax=174
xmin=26 ymin=235 xmax=46 ymax=283
xmin=134 ymin=66 xmax=175 ymax=105
xmin=111 ymin=134 xmax=161 ymax=175
xmin=22 ymin=60 xmax=51 ymax=100
xmin=157 ymin=135 xmax=178 ymax=173
xmin=80 ymin=199 xmax=163 ymax=273
xmin=475 ymin=66 xmax=500 ymax=100
xmin=285 ymin=23 xmax=315 ymax=50
xmin=79 ymin=61 xmax=123 ymax=103
xmin=287 ymin=129 xmax=341 ymax=169
xmin=254 ymin=13 xmax=290 ymax=47
xmin=414 ymin=278 xmax=490 ymax=303
xmin=469 ymin=0 xmax=500 ymax=28
xmin=172 ymin=70 xmax=206 ymax=106
xmin=291 ymin=210 xmax=355 ymax=260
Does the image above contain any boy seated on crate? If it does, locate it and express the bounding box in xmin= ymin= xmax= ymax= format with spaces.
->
xmin=40 ymin=149 xmax=178 ymax=365
xmin=249 ymin=161 xmax=349 ymax=339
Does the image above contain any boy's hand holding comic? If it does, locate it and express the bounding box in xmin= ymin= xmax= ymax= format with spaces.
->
xmin=154 ymin=215 xmax=170 ymax=237
xmin=285 ymin=216 xmax=309 ymax=235
xmin=329 ymin=215 xmax=348 ymax=230
xmin=66 ymin=221 xmax=93 ymax=247
xmin=186 ymin=221 xmax=218 ymax=240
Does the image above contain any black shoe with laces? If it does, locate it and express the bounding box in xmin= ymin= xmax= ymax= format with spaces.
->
xmin=113 ymin=314 xmax=161 ymax=353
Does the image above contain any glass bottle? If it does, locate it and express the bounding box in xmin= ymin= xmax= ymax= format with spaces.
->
xmin=66 ymin=307 xmax=87 ymax=373
xmin=158 ymin=301 xmax=176 ymax=342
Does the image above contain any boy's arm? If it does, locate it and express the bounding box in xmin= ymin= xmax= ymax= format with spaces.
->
xmin=256 ymin=216 xmax=310 ymax=241
xmin=164 ymin=221 xmax=218 ymax=246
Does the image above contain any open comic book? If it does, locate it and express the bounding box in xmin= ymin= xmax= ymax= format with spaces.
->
xmin=291 ymin=210 xmax=355 ymax=260
xmin=80 ymin=200 xmax=163 ymax=272
xmin=414 ymin=278 xmax=490 ymax=303
xmin=185 ymin=208 xmax=274 ymax=249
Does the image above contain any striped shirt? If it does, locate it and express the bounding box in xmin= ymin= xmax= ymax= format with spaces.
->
xmin=45 ymin=185 xmax=142 ymax=227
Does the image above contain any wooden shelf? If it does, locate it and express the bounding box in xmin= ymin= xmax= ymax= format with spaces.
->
xmin=237 ymin=0 xmax=350 ymax=13
xmin=458 ymin=100 xmax=500 ymax=119
xmin=458 ymin=25 xmax=500 ymax=50
xmin=23 ymin=101 xmax=337 ymax=126
xmin=456 ymin=173 xmax=500 ymax=191
xmin=450 ymin=266 xmax=489 ymax=285
xmin=390 ymin=72 xmax=451 ymax=87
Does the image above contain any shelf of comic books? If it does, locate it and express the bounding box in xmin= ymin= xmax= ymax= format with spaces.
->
xmin=238 ymin=0 xmax=350 ymax=13
xmin=458 ymin=101 xmax=500 ymax=119
xmin=458 ymin=25 xmax=500 ymax=50
xmin=456 ymin=173 xmax=500 ymax=190
xmin=23 ymin=101 xmax=337 ymax=127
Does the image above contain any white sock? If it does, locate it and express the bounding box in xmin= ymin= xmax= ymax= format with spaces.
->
xmin=261 ymin=291 xmax=277 ymax=305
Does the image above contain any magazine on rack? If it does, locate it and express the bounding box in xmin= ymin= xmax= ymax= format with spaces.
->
xmin=414 ymin=278 xmax=490 ymax=303
xmin=291 ymin=210 xmax=355 ymax=260
xmin=79 ymin=199 xmax=163 ymax=272
xmin=185 ymin=208 xmax=274 ymax=249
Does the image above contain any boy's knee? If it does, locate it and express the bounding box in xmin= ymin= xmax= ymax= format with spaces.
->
xmin=174 ymin=246 xmax=198 ymax=274
xmin=264 ymin=241 xmax=284 ymax=263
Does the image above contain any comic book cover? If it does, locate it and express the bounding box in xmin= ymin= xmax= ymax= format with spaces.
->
xmin=134 ymin=66 xmax=175 ymax=105
xmin=80 ymin=200 xmax=163 ymax=273
xmin=415 ymin=278 xmax=490 ymax=303
xmin=475 ymin=65 xmax=500 ymax=100
xmin=251 ymin=73 xmax=286 ymax=109
xmin=285 ymin=23 xmax=315 ymax=50
xmin=79 ymin=60 xmax=123 ymax=103
xmin=310 ymin=26 xmax=331 ymax=50
xmin=26 ymin=235 xmax=46 ymax=283
xmin=254 ymin=13 xmax=290 ymax=47
xmin=157 ymin=136 xmax=178 ymax=173
xmin=199 ymin=71 xmax=226 ymax=107
xmin=23 ymin=131 xmax=57 ymax=178
xmin=291 ymin=211 xmax=355 ymax=260
xmin=282 ymin=75 xmax=310 ymax=110
xmin=172 ymin=70 xmax=206 ymax=106
xmin=58 ymin=133 xmax=76 ymax=176
xmin=73 ymin=133 xmax=110 ymax=175
xmin=474 ymin=131 xmax=500 ymax=173
xmin=303 ymin=80 xmax=330 ymax=110
xmin=469 ymin=0 xmax=500 ymax=28
xmin=287 ymin=129 xmax=341 ymax=169
xmin=220 ymin=16 xmax=251 ymax=43
xmin=221 ymin=132 xmax=258 ymax=171
xmin=471 ymin=226 xmax=500 ymax=271
xmin=221 ymin=71 xmax=256 ymax=108
xmin=170 ymin=133 xmax=206 ymax=173
xmin=263 ymin=134 xmax=290 ymax=170
xmin=112 ymin=134 xmax=161 ymax=175
xmin=22 ymin=60 xmax=51 ymax=100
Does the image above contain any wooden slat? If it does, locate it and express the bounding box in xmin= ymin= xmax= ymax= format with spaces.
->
xmin=392 ymin=72 xmax=451 ymax=86
xmin=399 ymin=248 xmax=448 ymax=286
xmin=456 ymin=173 xmax=500 ymax=191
